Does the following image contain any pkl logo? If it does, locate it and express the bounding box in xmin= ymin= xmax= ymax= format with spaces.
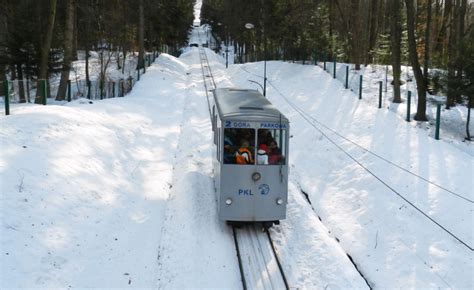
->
xmin=258 ymin=184 xmax=270 ymax=195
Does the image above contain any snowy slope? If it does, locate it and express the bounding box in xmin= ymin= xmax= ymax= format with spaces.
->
xmin=1 ymin=27 xmax=473 ymax=289
xmin=225 ymin=61 xmax=473 ymax=288
xmin=0 ymin=55 xmax=190 ymax=288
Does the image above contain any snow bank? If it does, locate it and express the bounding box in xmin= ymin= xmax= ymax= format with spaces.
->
xmin=1 ymin=54 xmax=189 ymax=288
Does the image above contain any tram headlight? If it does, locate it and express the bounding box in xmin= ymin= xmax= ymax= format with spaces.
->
xmin=276 ymin=198 xmax=283 ymax=205
xmin=225 ymin=198 xmax=232 ymax=205
xmin=252 ymin=172 xmax=261 ymax=181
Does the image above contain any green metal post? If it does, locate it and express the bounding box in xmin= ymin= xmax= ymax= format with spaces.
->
xmin=67 ymin=80 xmax=71 ymax=102
xmin=359 ymin=75 xmax=363 ymax=99
xmin=333 ymin=60 xmax=336 ymax=79
xmin=406 ymin=91 xmax=411 ymax=122
xmin=137 ymin=68 xmax=140 ymax=81
xmin=435 ymin=104 xmax=441 ymax=140
xmin=26 ymin=79 xmax=30 ymax=102
xmin=112 ymin=82 xmax=115 ymax=98
xmin=4 ymin=81 xmax=10 ymax=115
xmin=41 ymin=79 xmax=47 ymax=105
xmin=378 ymin=81 xmax=382 ymax=108
xmin=345 ymin=66 xmax=349 ymax=89
xmin=323 ymin=61 xmax=326 ymax=71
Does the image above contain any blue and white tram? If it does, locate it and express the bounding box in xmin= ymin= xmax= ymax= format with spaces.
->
xmin=212 ymin=88 xmax=289 ymax=225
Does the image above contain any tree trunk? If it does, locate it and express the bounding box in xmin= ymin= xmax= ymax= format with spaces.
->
xmin=423 ymin=0 xmax=432 ymax=91
xmin=36 ymin=0 xmax=57 ymax=104
xmin=85 ymin=45 xmax=90 ymax=98
xmin=455 ymin=0 xmax=467 ymax=103
xmin=122 ymin=46 xmax=127 ymax=74
xmin=0 ymin=65 xmax=6 ymax=84
xmin=56 ymin=0 xmax=76 ymax=100
xmin=406 ymin=0 xmax=428 ymax=121
xmin=16 ymin=64 xmax=26 ymax=103
xmin=350 ymin=0 xmax=362 ymax=70
xmin=467 ymin=96 xmax=473 ymax=140
xmin=137 ymin=0 xmax=145 ymax=70
xmin=366 ymin=0 xmax=379 ymax=64
xmin=71 ymin=1 xmax=78 ymax=61
xmin=437 ymin=0 xmax=452 ymax=64
xmin=0 ymin=3 xmax=7 ymax=86
xmin=390 ymin=0 xmax=402 ymax=103
xmin=117 ymin=48 xmax=121 ymax=70
xmin=446 ymin=0 xmax=456 ymax=108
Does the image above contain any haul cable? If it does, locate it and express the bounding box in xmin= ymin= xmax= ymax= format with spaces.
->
xmin=237 ymin=65 xmax=470 ymax=204
xmin=266 ymin=77 xmax=473 ymax=251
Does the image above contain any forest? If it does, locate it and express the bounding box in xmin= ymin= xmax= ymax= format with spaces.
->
xmin=0 ymin=0 xmax=194 ymax=102
xmin=0 ymin=0 xmax=472 ymax=122
xmin=202 ymin=0 xmax=473 ymax=121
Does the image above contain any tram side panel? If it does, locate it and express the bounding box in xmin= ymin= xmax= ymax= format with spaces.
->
xmin=213 ymin=112 xmax=222 ymax=202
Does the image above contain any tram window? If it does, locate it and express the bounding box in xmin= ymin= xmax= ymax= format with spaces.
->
xmin=257 ymin=129 xmax=286 ymax=165
xmin=223 ymin=128 xmax=255 ymax=165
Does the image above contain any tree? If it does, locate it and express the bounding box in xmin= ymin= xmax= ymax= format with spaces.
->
xmin=366 ymin=0 xmax=380 ymax=64
xmin=0 ymin=3 xmax=7 ymax=85
xmin=423 ymin=0 xmax=432 ymax=89
xmin=56 ymin=0 xmax=76 ymax=101
xmin=36 ymin=0 xmax=57 ymax=104
xmin=390 ymin=0 xmax=403 ymax=103
xmin=406 ymin=0 xmax=428 ymax=121
xmin=137 ymin=0 xmax=145 ymax=70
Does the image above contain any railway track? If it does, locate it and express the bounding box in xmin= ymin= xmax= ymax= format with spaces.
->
xmin=198 ymin=46 xmax=216 ymax=119
xmin=232 ymin=225 xmax=290 ymax=290
xmin=197 ymin=45 xmax=291 ymax=290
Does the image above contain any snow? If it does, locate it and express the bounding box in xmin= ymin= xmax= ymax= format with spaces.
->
xmin=226 ymin=60 xmax=473 ymax=288
xmin=1 ymin=24 xmax=473 ymax=290
xmin=320 ymin=61 xmax=473 ymax=154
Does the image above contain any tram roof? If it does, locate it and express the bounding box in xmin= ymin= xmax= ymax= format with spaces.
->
xmin=213 ymin=88 xmax=289 ymax=122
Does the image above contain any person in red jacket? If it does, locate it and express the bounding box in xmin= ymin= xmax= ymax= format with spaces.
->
xmin=268 ymin=140 xmax=282 ymax=165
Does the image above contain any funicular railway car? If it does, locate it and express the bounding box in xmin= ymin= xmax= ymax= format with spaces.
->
xmin=212 ymin=88 xmax=289 ymax=226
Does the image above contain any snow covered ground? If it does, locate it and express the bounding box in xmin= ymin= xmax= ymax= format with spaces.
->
xmin=5 ymin=50 xmax=142 ymax=104
xmin=316 ymin=61 xmax=473 ymax=153
xmin=1 ymin=25 xmax=473 ymax=289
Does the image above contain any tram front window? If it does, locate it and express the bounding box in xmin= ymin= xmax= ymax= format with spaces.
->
xmin=223 ymin=128 xmax=255 ymax=164
xmin=257 ymin=129 xmax=286 ymax=165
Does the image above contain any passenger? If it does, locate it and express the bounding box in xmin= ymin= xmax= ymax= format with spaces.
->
xmin=265 ymin=131 xmax=275 ymax=145
xmin=257 ymin=144 xmax=269 ymax=165
xmin=268 ymin=140 xmax=282 ymax=165
xmin=235 ymin=140 xmax=254 ymax=165
xmin=223 ymin=138 xmax=235 ymax=163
